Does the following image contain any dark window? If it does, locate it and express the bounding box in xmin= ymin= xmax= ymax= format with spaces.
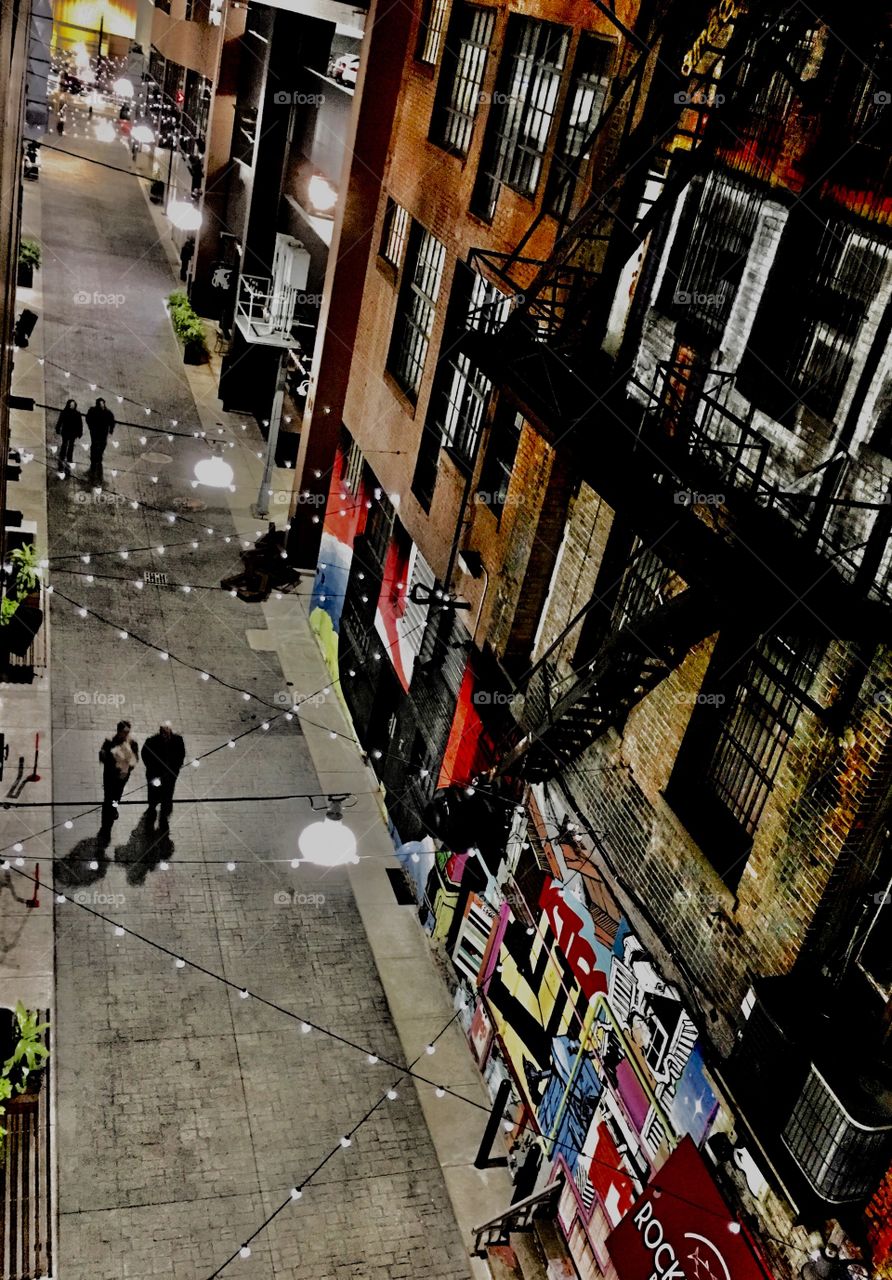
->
xmin=154 ymin=0 xmax=171 ymax=14
xmin=657 ymin=172 xmax=764 ymax=343
xmin=417 ymin=0 xmax=451 ymax=65
xmin=182 ymin=69 xmax=211 ymax=149
xmin=478 ymin=408 xmax=522 ymax=516
xmin=412 ymin=267 xmax=512 ymax=505
xmin=387 ymin=221 xmax=447 ymax=399
xmin=430 ymin=4 xmax=496 ymax=155
xmin=546 ymin=33 xmax=612 ymax=220
xmin=860 ymin=884 xmax=892 ymax=987
xmin=667 ymin=634 xmax=822 ymax=885
xmin=380 ymin=198 xmax=410 ymax=269
xmin=870 ymin=388 xmax=892 ymax=457
xmin=472 ymin=16 xmax=570 ymax=221
xmin=738 ymin=215 xmax=890 ymax=422
xmin=232 ymin=104 xmax=258 ymax=166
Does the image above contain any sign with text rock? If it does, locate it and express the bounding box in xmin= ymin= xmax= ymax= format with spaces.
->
xmin=606 ymin=1138 xmax=772 ymax=1280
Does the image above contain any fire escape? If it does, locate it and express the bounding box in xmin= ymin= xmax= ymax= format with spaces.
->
xmin=463 ymin=0 xmax=892 ymax=782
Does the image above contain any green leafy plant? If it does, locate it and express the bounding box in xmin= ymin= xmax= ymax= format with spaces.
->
xmin=10 ymin=544 xmax=40 ymax=594
xmin=18 ymin=239 xmax=41 ymax=270
xmin=4 ymin=1004 xmax=50 ymax=1083
xmin=0 ymin=596 xmax=20 ymax=626
xmin=0 ymin=1004 xmax=50 ymax=1159
xmin=167 ymin=290 xmax=209 ymax=356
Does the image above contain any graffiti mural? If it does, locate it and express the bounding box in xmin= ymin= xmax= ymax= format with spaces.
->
xmin=429 ymin=811 xmax=720 ymax=1251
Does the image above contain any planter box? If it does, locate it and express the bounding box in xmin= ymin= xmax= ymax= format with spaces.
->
xmin=16 ymin=262 xmax=33 ymax=288
xmin=184 ymin=340 xmax=209 ymax=365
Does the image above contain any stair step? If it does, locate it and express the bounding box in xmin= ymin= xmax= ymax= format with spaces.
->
xmin=510 ymin=1231 xmax=550 ymax=1280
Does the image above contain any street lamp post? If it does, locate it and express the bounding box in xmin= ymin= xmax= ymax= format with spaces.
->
xmin=252 ymin=351 xmax=288 ymax=520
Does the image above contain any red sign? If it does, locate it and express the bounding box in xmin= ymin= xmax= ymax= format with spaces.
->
xmin=606 ymin=1138 xmax=772 ymax=1280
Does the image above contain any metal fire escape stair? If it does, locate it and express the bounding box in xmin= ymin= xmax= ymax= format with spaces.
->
xmin=466 ymin=2 xmax=817 ymax=406
xmin=505 ymin=586 xmax=717 ymax=782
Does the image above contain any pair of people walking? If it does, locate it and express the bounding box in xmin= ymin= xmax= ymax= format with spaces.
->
xmin=55 ymin=398 xmax=115 ymax=476
xmin=98 ymin=720 xmax=186 ymax=840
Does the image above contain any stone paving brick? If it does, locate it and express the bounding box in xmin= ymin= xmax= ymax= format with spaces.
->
xmin=38 ymin=137 xmax=474 ymax=1279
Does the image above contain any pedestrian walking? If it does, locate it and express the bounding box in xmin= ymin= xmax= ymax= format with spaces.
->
xmin=142 ymin=722 xmax=186 ymax=825
xmin=55 ymin=399 xmax=83 ymax=469
xmin=85 ymin=397 xmax=115 ymax=478
xmin=98 ymin=720 xmax=139 ymax=841
xmin=179 ymin=237 xmax=194 ymax=282
xmin=56 ymin=109 xmax=65 ymax=136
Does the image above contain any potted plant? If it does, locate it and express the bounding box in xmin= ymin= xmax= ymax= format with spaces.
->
xmin=0 ymin=596 xmax=19 ymax=627
xmin=17 ymin=239 xmax=41 ymax=288
xmin=167 ymin=290 xmax=209 ymax=364
xmin=0 ymin=1004 xmax=50 ymax=1157
xmin=10 ymin=544 xmax=40 ymax=607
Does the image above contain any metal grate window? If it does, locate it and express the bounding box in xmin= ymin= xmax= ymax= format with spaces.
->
xmin=706 ymin=636 xmax=819 ymax=837
xmin=478 ymin=408 xmax=523 ymax=515
xmin=546 ymin=33 xmax=612 ymax=220
xmin=740 ymin=215 xmax=890 ymax=422
xmin=431 ymin=4 xmax=496 ymax=155
xmin=659 ymin=172 xmax=765 ymax=342
xmin=343 ymin=437 xmax=364 ymax=495
xmin=387 ymin=222 xmax=446 ymax=399
xmin=417 ymin=0 xmax=451 ymax=65
xmin=472 ymin=17 xmax=570 ymax=221
xmin=611 ymin=540 xmax=674 ymax=633
xmin=380 ymin=198 xmax=410 ymax=269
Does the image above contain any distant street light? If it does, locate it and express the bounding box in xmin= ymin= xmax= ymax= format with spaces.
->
xmin=193 ymin=455 xmax=234 ymax=488
xmin=131 ymin=124 xmax=155 ymax=145
xmin=113 ymin=78 xmax=134 ymax=98
xmin=167 ymin=201 xmax=203 ymax=232
xmin=307 ymin=174 xmax=337 ymax=215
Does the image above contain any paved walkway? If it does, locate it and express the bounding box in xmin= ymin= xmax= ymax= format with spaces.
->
xmin=14 ymin=126 xmax=510 ymax=1279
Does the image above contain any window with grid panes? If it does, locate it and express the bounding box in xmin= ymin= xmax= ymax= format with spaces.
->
xmin=417 ymin=0 xmax=451 ymax=65
xmin=430 ymin=3 xmax=496 ymax=155
xmin=667 ymin=633 xmax=822 ymax=885
xmin=380 ymin=198 xmax=410 ymax=269
xmin=472 ymin=17 xmax=570 ymax=221
xmin=387 ymin=222 xmax=446 ymax=399
xmin=739 ymin=213 xmax=890 ymax=422
xmin=546 ymin=34 xmax=612 ymax=220
xmin=658 ymin=172 xmax=765 ymax=342
xmin=413 ymin=268 xmax=512 ymax=504
xmin=478 ymin=407 xmax=522 ymax=515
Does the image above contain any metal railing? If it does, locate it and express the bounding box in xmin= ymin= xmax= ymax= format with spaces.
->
xmin=235 ymin=275 xmax=301 ymax=341
xmin=631 ymin=360 xmax=892 ymax=605
xmin=472 ymin=1176 xmax=564 ymax=1254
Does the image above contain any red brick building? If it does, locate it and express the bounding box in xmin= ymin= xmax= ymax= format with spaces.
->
xmin=293 ymin=2 xmax=892 ymax=1277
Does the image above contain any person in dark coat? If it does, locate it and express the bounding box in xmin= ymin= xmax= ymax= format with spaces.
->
xmin=143 ymin=722 xmax=186 ymax=824
xmin=85 ymin=398 xmax=115 ymax=478
xmin=56 ymin=399 xmax=83 ymax=468
xmin=98 ymin=720 xmax=139 ymax=841
xmin=179 ymin=237 xmax=195 ymax=282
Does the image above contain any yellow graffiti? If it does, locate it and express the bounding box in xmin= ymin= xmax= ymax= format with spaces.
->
xmin=681 ymin=0 xmax=742 ymax=77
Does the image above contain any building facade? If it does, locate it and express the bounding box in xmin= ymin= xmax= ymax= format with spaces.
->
xmin=294 ymin=2 xmax=892 ymax=1279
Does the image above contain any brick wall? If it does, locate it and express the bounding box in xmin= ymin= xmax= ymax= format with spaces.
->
xmin=341 ymin=0 xmax=641 ymax=586
xmin=522 ymin=481 xmax=892 ymax=1052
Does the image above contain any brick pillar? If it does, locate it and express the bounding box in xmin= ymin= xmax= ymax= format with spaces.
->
xmin=287 ymin=0 xmax=414 ymax=569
